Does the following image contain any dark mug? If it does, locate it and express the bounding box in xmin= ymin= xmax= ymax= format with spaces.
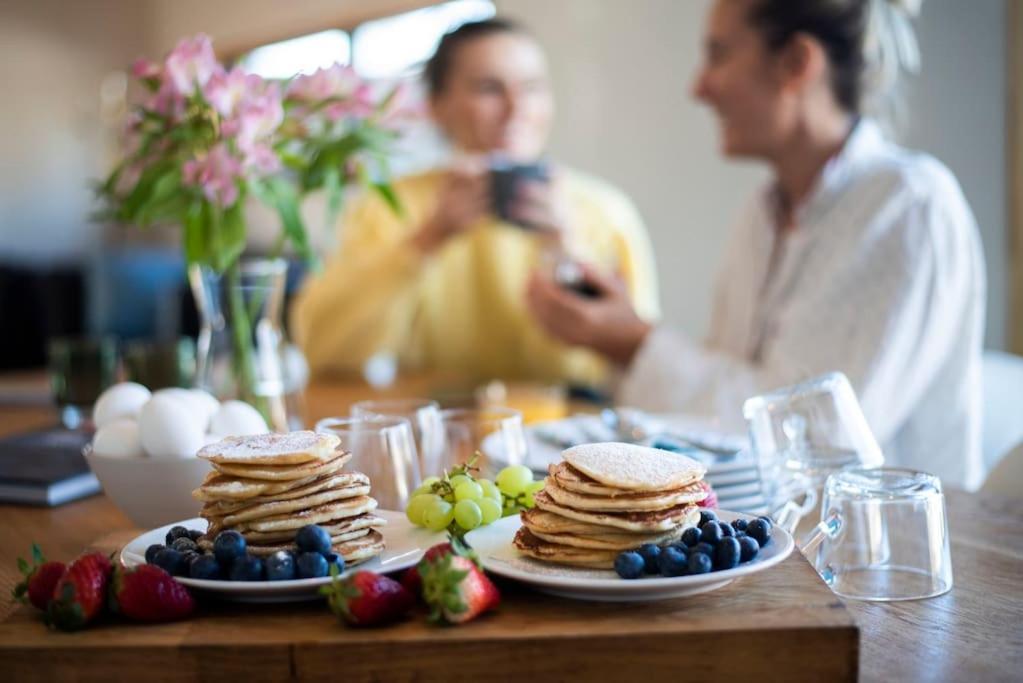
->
xmin=490 ymin=159 xmax=550 ymax=228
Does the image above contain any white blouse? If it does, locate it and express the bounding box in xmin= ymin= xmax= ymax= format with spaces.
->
xmin=618 ymin=120 xmax=987 ymax=490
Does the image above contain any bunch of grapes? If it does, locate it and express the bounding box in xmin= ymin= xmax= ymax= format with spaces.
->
xmin=405 ymin=458 xmax=544 ymax=536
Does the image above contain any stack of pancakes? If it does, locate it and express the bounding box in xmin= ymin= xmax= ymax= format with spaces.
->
xmin=192 ymin=431 xmax=386 ymax=565
xmin=514 ymin=442 xmax=708 ymax=568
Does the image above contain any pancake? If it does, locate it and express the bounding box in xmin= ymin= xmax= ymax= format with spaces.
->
xmin=562 ymin=442 xmax=706 ymax=492
xmin=198 ymin=431 xmax=341 ymax=465
xmin=551 ymin=462 xmax=711 ymax=499
xmin=214 ymin=484 xmax=372 ymax=525
xmin=243 ymin=529 xmax=386 ymax=560
xmin=520 ymin=508 xmax=623 ymax=536
xmin=192 ymin=470 xmax=322 ymax=502
xmin=513 ymin=527 xmax=618 ymax=569
xmin=212 ymin=451 xmax=350 ymax=481
xmin=528 ymin=525 xmax=687 ymax=551
xmin=237 ymin=513 xmax=387 ymax=545
xmin=238 ymin=497 xmax=379 ymax=533
xmin=200 ymin=472 xmax=371 ymax=514
xmin=533 ymin=490 xmax=700 ymax=533
xmin=543 ymin=477 xmax=708 ymax=512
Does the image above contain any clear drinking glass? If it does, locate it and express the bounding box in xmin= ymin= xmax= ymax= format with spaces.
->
xmin=801 ymin=467 xmax=953 ymax=601
xmin=351 ymin=399 xmax=445 ymax=478
xmin=48 ymin=336 xmax=120 ymax=429
xmin=315 ymin=416 xmax=421 ymax=511
xmin=440 ymin=407 xmax=527 ymax=474
xmin=743 ymin=372 xmax=884 ymax=533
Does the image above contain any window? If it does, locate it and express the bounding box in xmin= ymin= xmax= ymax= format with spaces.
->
xmin=241 ymin=30 xmax=351 ymax=79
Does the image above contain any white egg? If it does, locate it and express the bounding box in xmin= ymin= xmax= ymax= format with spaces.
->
xmin=153 ymin=387 xmax=220 ymax=432
xmin=138 ymin=394 xmax=206 ymax=458
xmin=209 ymin=400 xmax=268 ymax=437
xmin=92 ymin=418 xmax=145 ymax=458
xmin=93 ymin=383 xmax=151 ymax=429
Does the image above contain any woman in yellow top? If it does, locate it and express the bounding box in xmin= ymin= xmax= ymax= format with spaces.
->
xmin=292 ymin=19 xmax=659 ymax=386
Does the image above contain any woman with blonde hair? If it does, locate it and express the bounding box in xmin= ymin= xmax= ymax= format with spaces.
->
xmin=527 ymin=0 xmax=986 ymax=489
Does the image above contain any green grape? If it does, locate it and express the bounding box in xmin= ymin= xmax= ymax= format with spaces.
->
xmin=478 ymin=479 xmax=502 ymax=502
xmin=449 ymin=474 xmax=472 ymax=489
xmin=453 ymin=499 xmax=483 ymax=530
xmin=521 ymin=479 xmax=545 ymax=507
xmin=454 ymin=481 xmax=483 ymax=502
xmin=405 ymin=493 xmax=437 ymax=526
xmin=421 ymin=476 xmax=441 ymax=487
xmin=478 ymin=497 xmax=502 ymax=524
xmin=422 ymin=499 xmax=454 ymax=531
xmin=496 ymin=465 xmax=533 ymax=497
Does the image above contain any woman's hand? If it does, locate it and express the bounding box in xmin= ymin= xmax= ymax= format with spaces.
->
xmin=509 ymin=173 xmax=572 ymax=240
xmin=526 ymin=262 xmax=652 ymax=366
xmin=411 ymin=163 xmax=490 ymax=254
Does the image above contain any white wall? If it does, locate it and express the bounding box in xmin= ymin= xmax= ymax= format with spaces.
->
xmin=497 ymin=0 xmax=1010 ymax=348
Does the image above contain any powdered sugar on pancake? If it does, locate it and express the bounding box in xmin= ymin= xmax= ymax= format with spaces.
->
xmin=562 ymin=442 xmax=706 ymax=491
xmin=198 ymin=431 xmax=340 ymax=465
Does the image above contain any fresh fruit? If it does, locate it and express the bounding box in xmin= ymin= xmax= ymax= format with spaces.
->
xmin=478 ymin=498 xmax=502 ymax=524
xmin=478 ymin=479 xmax=502 ymax=502
xmin=187 ymin=529 xmax=204 ymax=542
xmin=715 ymin=537 xmax=741 ymax=570
xmin=614 ymin=551 xmax=645 ymax=579
xmin=229 ymin=555 xmax=264 ymax=581
xmin=188 ymin=554 xmax=223 ymax=580
xmin=453 ymin=499 xmax=483 ymax=530
xmin=699 ymin=509 xmax=718 ymax=527
xmin=453 ymin=480 xmax=483 ymax=502
xmin=681 ymin=527 xmax=702 ymax=547
xmin=449 ymin=474 xmax=472 ymax=490
xmin=46 ymin=552 xmax=112 ymax=631
xmin=419 ymin=552 xmax=500 ymax=624
xmin=296 ymin=525 xmax=332 ymax=556
xmin=522 ymin=480 xmax=545 ymax=507
xmin=687 ymin=552 xmax=713 ymax=575
xmin=213 ymin=530 xmax=247 ymax=566
xmin=747 ymin=519 xmax=772 ymax=547
xmin=732 ymin=518 xmax=749 ymax=532
xmin=170 ymin=537 xmax=199 ymax=554
xmin=12 ymin=544 xmax=66 ymax=611
xmin=657 ymin=546 xmax=689 ymax=577
xmin=152 ymin=548 xmax=189 ymax=577
xmin=109 ymin=565 xmax=194 ymax=622
xmin=757 ymin=516 xmax=774 ymax=529
xmin=144 ymin=544 xmax=165 ymax=564
xmin=165 ymin=525 xmax=191 ymax=545
xmin=693 ymin=542 xmax=716 ymax=558
xmin=700 ymin=521 xmax=724 ymax=545
xmin=296 ymin=552 xmax=329 ymax=579
xmin=405 ymin=493 xmax=436 ymax=525
xmin=496 ymin=465 xmax=532 ymax=496
xmin=265 ymin=551 xmax=297 ymax=581
xmin=325 ymin=552 xmax=345 ymax=574
xmin=323 ymin=569 xmax=414 ymax=627
xmin=636 ymin=543 xmax=662 ymax=574
xmin=738 ymin=536 xmax=760 ymax=562
xmin=402 ymin=542 xmax=467 ymax=598
xmin=718 ymin=521 xmax=735 ymax=538
xmin=422 ymin=498 xmax=454 ymax=532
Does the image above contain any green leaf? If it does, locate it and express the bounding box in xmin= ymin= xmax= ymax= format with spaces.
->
xmin=262 ymin=177 xmax=314 ymax=265
xmin=183 ymin=200 xmax=208 ymax=266
xmin=322 ymin=164 xmax=343 ymax=233
xmin=218 ymin=195 xmax=247 ymax=272
xmin=372 ymin=182 xmax=403 ymax=217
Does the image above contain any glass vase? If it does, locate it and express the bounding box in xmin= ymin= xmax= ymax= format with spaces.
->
xmin=188 ymin=258 xmax=290 ymax=431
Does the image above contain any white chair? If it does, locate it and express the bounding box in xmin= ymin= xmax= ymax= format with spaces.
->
xmin=981 ymin=350 xmax=1023 ymax=474
xmin=981 ymin=441 xmax=1023 ymax=498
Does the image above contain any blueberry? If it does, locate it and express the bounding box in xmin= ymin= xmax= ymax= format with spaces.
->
xmin=264 ymin=551 xmax=296 ymax=581
xmin=145 ymin=544 xmax=165 ymax=564
xmin=657 ymin=546 xmax=689 ymax=577
xmin=700 ymin=521 xmax=724 ymax=545
xmin=731 ymin=518 xmax=749 ymax=532
xmin=188 ymin=529 xmax=204 ymax=542
xmin=171 ymin=537 xmax=199 ymax=553
xmin=718 ymin=521 xmax=735 ymax=538
xmin=165 ymin=525 xmax=191 ymax=545
xmin=699 ymin=509 xmax=718 ymax=527
xmin=296 ymin=525 xmax=332 ymax=556
xmin=747 ymin=519 xmax=772 ymax=547
xmin=324 ymin=552 xmax=345 ymax=574
xmin=614 ymin=551 xmax=645 ymax=580
xmin=636 ymin=544 xmax=662 ymax=574
xmin=757 ymin=516 xmax=774 ymax=529
xmin=189 ymin=554 xmax=223 ymax=580
xmin=181 ymin=550 xmax=201 ymax=568
xmin=687 ymin=552 xmax=713 ymax=575
xmin=152 ymin=548 xmax=188 ymax=576
xmin=296 ymin=552 xmax=329 ymax=579
xmin=694 ymin=542 xmax=716 ymax=558
xmin=229 ymin=555 xmax=264 ymax=581
xmin=715 ymin=537 xmax=741 ymax=570
xmin=681 ymin=527 xmax=702 ymax=547
xmin=739 ymin=536 xmax=760 ymax=562
xmin=213 ymin=530 xmax=247 ymax=566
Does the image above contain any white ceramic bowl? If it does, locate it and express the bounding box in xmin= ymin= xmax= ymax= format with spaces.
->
xmin=83 ymin=446 xmax=212 ymax=529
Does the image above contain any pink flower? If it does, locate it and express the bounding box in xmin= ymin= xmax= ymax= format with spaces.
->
xmin=164 ymin=34 xmax=221 ymax=96
xmin=131 ymin=58 xmax=161 ymax=80
xmin=145 ymin=78 xmax=186 ymax=119
xmin=182 ymin=143 xmax=243 ymax=207
xmin=204 ymin=67 xmax=263 ymax=118
xmin=286 ymin=64 xmax=367 ymax=103
xmin=233 ymin=84 xmax=284 ymax=153
xmin=241 ymin=143 xmax=280 ymax=175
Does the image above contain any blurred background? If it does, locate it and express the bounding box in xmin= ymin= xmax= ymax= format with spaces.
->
xmin=0 ymin=0 xmax=1019 ymax=370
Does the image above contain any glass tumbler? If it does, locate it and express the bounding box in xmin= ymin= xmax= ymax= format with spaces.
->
xmin=48 ymin=336 xmax=120 ymax=429
xmin=351 ymin=398 xmax=445 ymax=478
xmin=315 ymin=416 xmax=421 ymax=511
xmin=801 ymin=467 xmax=953 ymax=601
xmin=440 ymin=407 xmax=527 ymax=474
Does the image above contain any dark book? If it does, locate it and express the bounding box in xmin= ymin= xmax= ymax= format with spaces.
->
xmin=0 ymin=428 xmax=99 ymax=506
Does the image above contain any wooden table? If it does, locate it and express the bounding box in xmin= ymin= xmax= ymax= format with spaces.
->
xmin=1 ymin=379 xmax=1021 ymax=682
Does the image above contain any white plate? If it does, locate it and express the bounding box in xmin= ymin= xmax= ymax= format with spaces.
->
xmin=464 ymin=510 xmax=792 ymax=602
xmin=120 ymin=509 xmax=444 ymax=603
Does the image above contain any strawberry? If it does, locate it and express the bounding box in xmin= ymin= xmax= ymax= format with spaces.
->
xmin=109 ymin=565 xmax=195 ymax=622
xmin=46 ymin=552 xmax=112 ymax=631
xmin=322 ymin=568 xmax=414 ymax=627
xmin=402 ymin=539 xmax=482 ymax=599
xmin=12 ymin=544 xmax=66 ymax=611
xmin=419 ymin=551 xmax=499 ymax=624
